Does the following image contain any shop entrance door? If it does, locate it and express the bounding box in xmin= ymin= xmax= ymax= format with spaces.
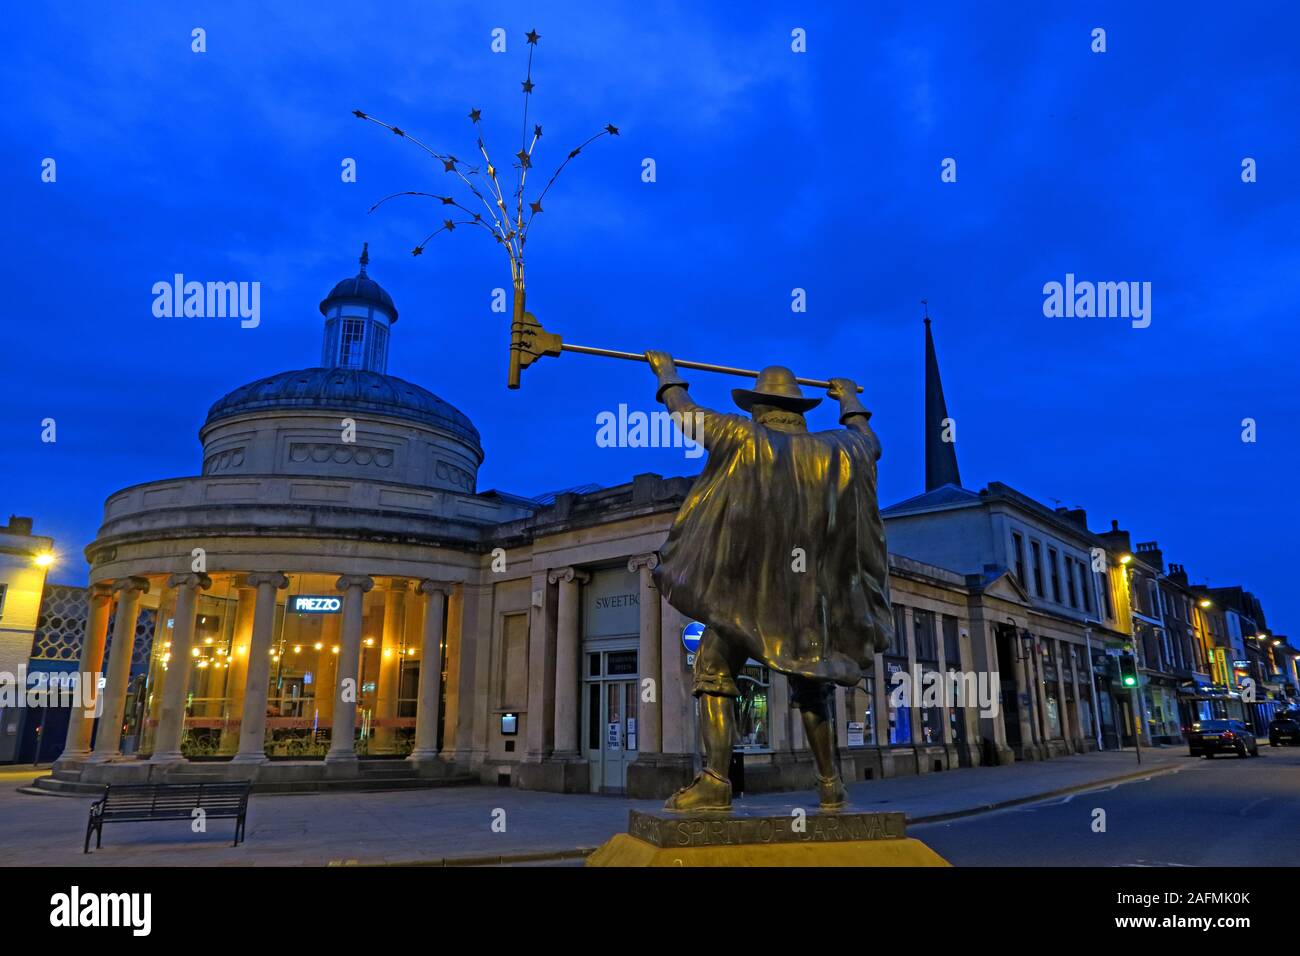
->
xmin=582 ymin=648 xmax=638 ymax=793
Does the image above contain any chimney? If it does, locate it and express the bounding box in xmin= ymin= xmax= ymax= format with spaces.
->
xmin=5 ymin=515 xmax=33 ymax=536
xmin=1055 ymin=506 xmax=1089 ymax=531
xmin=1135 ymin=541 xmax=1164 ymax=572
xmin=1098 ymin=519 xmax=1131 ymax=558
xmin=1167 ymin=563 xmax=1189 ymax=587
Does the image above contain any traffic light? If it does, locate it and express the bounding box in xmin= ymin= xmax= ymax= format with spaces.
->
xmin=1118 ymin=652 xmax=1138 ymax=689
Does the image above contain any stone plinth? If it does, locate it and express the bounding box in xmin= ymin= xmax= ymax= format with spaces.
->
xmin=587 ymin=808 xmax=950 ymax=867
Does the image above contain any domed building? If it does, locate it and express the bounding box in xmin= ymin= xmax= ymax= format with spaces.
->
xmin=47 ymin=247 xmax=713 ymax=796
xmin=46 ymin=248 xmax=999 ymax=799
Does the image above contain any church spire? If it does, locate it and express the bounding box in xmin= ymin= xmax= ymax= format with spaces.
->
xmin=923 ymin=303 xmax=962 ymax=491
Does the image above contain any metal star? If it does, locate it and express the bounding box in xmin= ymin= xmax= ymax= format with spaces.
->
xmin=487 ymin=164 xmax=496 ymax=178
xmin=516 ymin=150 xmax=532 ymax=169
xmin=352 ymin=109 xmax=367 ymax=119
xmin=604 ymin=124 xmax=620 ymax=136
xmin=469 ymin=108 xmax=482 ymax=123
xmin=525 ymin=29 xmax=540 ymax=44
xmin=529 ymin=200 xmax=543 ymax=214
xmin=521 ymin=78 xmax=534 ymax=94
xmin=440 ymin=196 xmax=455 ymax=204
xmin=443 ymin=219 xmax=456 ymax=232
xmin=443 ymin=157 xmax=456 ymax=172
xmin=411 ymin=246 xmax=424 ymax=256
xmin=392 ymin=126 xmax=405 ymax=137
xmin=534 ymin=124 xmax=543 ymax=138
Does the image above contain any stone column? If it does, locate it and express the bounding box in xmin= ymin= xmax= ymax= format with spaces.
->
xmin=524 ymin=572 xmax=558 ymax=760
xmin=326 ymin=574 xmax=373 ymax=764
xmin=1012 ymin=630 xmax=1036 ymax=753
xmin=1068 ymin=642 xmax=1087 ymax=750
xmin=628 ymin=554 xmax=662 ymax=755
xmin=954 ymin=622 xmax=981 ymax=759
xmin=373 ymin=585 xmax=405 ymax=752
xmin=150 ymin=572 xmax=212 ymax=762
xmin=439 ymin=588 xmax=466 ymax=761
xmin=904 ymin=608 xmax=922 ymax=746
xmin=232 ymin=572 xmax=288 ymax=763
xmin=770 ymin=666 xmax=792 ymax=751
xmin=549 ymin=567 xmax=589 ymax=758
xmin=872 ymin=652 xmax=890 ymax=746
xmin=935 ymin=617 xmax=953 ymax=747
xmin=1055 ymin=639 xmax=1074 ymax=750
xmin=659 ymin=597 xmax=692 ymax=756
xmin=223 ymin=585 xmax=256 ymax=731
xmin=1027 ymin=635 xmax=1049 ymax=744
xmin=409 ymin=580 xmax=451 ymax=764
xmin=58 ymin=584 xmax=113 ymax=764
xmin=88 ymin=577 xmax=150 ymax=762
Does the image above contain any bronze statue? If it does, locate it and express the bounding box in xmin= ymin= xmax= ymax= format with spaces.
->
xmin=646 ymin=351 xmax=894 ymax=812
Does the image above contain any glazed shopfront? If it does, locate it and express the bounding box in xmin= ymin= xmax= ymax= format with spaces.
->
xmin=137 ymin=573 xmax=447 ymax=761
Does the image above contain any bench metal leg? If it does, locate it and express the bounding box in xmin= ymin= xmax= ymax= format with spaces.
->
xmin=84 ymin=820 xmax=93 ymax=854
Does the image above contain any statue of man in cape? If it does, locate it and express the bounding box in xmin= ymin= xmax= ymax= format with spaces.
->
xmin=646 ymin=351 xmax=893 ymax=812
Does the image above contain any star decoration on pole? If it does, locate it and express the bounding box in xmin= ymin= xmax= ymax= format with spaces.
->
xmin=354 ymin=27 xmax=618 ymax=292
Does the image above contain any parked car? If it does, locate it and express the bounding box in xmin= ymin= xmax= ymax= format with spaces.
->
xmin=1187 ymin=719 xmax=1259 ymax=758
xmin=1268 ymin=710 xmax=1300 ymax=747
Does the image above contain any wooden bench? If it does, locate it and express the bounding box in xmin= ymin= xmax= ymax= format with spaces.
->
xmin=85 ymin=782 xmax=251 ymax=852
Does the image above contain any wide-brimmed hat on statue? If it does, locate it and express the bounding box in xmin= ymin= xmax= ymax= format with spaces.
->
xmin=732 ymin=366 xmax=823 ymax=413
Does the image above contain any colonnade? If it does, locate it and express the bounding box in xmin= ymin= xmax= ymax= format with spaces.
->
xmin=62 ymin=573 xmax=456 ymax=766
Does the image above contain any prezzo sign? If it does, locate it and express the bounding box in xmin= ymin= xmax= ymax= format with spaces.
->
xmin=291 ymin=595 xmax=342 ymax=614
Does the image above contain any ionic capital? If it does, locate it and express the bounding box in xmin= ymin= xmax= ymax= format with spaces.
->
xmin=548 ymin=566 xmax=590 ymax=586
xmin=247 ymin=571 xmax=289 ymax=590
xmin=628 ymin=553 xmax=661 ymax=574
xmin=167 ymin=571 xmax=213 ymax=591
xmin=418 ymin=579 xmax=456 ymax=598
xmin=112 ymin=576 xmax=150 ymax=596
xmin=89 ymin=583 xmax=114 ymax=605
xmin=336 ymin=574 xmax=375 ymax=593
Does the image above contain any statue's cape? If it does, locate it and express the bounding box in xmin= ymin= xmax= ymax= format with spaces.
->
xmin=654 ymin=412 xmax=893 ymax=685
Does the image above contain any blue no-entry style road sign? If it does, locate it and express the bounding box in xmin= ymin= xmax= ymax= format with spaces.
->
xmin=682 ymin=621 xmax=705 ymax=654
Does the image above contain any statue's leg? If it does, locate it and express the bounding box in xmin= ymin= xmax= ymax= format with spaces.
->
xmin=664 ymin=628 xmax=745 ymax=812
xmin=791 ymin=677 xmax=847 ymax=810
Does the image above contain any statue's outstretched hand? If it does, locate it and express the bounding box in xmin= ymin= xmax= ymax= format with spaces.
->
xmin=645 ymin=350 xmax=676 ymax=379
xmin=827 ymin=377 xmax=859 ymax=401
xmin=647 ymin=350 xmax=689 ymax=402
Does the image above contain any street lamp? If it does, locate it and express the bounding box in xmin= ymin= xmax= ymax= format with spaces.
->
xmin=32 ymin=551 xmax=55 ymax=568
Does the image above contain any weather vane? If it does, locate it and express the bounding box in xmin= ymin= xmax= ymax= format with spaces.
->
xmin=357 ymin=28 xmax=856 ymax=394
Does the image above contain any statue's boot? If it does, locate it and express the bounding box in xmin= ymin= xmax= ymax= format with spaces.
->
xmin=664 ymin=768 xmax=731 ymax=812
xmin=817 ymin=774 xmax=848 ymax=811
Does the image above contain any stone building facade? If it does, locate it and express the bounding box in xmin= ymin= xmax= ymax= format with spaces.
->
xmin=43 ymin=251 xmax=1147 ymax=797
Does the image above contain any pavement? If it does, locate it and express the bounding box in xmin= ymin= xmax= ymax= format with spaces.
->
xmin=0 ymin=746 xmax=1206 ymax=867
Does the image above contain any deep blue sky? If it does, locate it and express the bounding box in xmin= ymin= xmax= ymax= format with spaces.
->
xmin=3 ymin=2 xmax=1297 ymax=632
